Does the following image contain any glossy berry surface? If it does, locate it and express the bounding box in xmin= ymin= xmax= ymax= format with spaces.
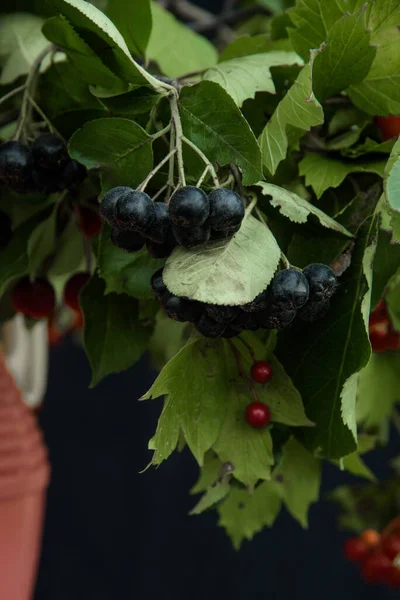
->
xmin=115 ymin=189 xmax=154 ymax=232
xmin=0 ymin=141 xmax=33 ymax=186
xmin=245 ymin=402 xmax=270 ymax=428
xmin=205 ymin=304 xmax=239 ymax=324
xmin=62 ymin=159 xmax=87 ymax=188
xmin=169 ymin=186 xmax=210 ymax=228
xmin=64 ymin=273 xmax=90 ymax=312
xmin=343 ymin=537 xmax=369 ymax=563
xmin=32 ymin=133 xmax=69 ymax=171
xmin=111 ymin=228 xmax=145 ymax=253
xmin=11 ymin=277 xmax=55 ymax=319
xmin=382 ymin=535 xmax=400 ymax=560
xmin=78 ymin=206 xmax=102 ymax=238
xmin=100 ymin=187 xmax=132 ymax=227
xmin=0 ymin=210 xmax=12 ymax=250
xmin=208 ymin=188 xmax=244 ymax=230
xmin=303 ymin=263 xmax=337 ymax=301
xmin=196 ymin=313 xmax=226 ymax=338
xmin=172 ymin=223 xmax=210 ymax=248
xmin=369 ymin=325 xmax=390 ymax=353
xmin=145 ymin=202 xmax=171 ymax=244
xmin=361 ymin=552 xmax=392 ymax=584
xmin=299 ymin=299 xmax=330 ymax=323
xmin=151 ymin=269 xmax=168 ymax=300
xmin=251 ymin=361 xmax=273 ymax=384
xmin=271 ymin=268 xmax=309 ymax=309
xmin=375 ymin=115 xmax=400 ymax=140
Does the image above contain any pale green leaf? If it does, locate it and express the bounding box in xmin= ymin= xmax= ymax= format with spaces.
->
xmin=257 ymin=181 xmax=353 ymax=236
xmin=219 ymin=34 xmax=293 ymax=62
xmin=357 ymin=352 xmax=400 ymax=428
xmin=27 ymin=202 xmax=58 ymax=277
xmin=163 ymin=214 xmax=281 ymax=305
xmin=385 ymin=137 xmax=400 ymax=213
xmin=333 ymin=452 xmax=376 ymax=482
xmin=259 ymin=57 xmax=324 ymax=175
xmin=190 ymin=452 xmax=222 ymax=494
xmin=107 ymin=0 xmax=152 ymax=56
xmin=190 ymin=482 xmax=230 ymax=515
xmin=273 ymin=437 xmax=321 ymax=527
xmin=69 ymin=118 xmax=153 ymax=192
xmin=146 ymin=2 xmax=217 ymax=78
xmin=203 ymin=51 xmax=303 ymax=107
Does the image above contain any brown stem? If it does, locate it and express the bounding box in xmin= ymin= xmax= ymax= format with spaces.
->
xmin=237 ymin=335 xmax=256 ymax=363
xmin=227 ymin=339 xmax=259 ymax=403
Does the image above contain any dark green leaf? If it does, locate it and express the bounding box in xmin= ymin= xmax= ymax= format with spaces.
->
xmin=107 ymin=0 xmax=151 ymax=56
xmin=27 ymin=202 xmax=58 ymax=277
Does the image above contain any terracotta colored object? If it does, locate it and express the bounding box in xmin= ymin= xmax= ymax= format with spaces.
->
xmin=0 ymin=355 xmax=50 ymax=600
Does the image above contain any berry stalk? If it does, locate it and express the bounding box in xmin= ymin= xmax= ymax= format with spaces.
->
xmin=227 ymin=339 xmax=259 ymax=404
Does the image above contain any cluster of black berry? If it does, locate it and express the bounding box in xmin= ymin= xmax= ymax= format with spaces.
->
xmin=0 ymin=133 xmax=86 ymax=195
xmin=99 ymin=185 xmax=245 ymax=258
xmin=151 ymin=264 xmax=338 ymax=338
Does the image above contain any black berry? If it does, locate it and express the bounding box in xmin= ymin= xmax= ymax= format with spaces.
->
xmin=145 ymin=202 xmax=171 ymax=244
xmin=299 ymin=299 xmax=330 ymax=322
xmin=205 ymin=304 xmax=240 ymax=324
xmin=151 ymin=269 xmax=168 ymax=300
xmin=230 ymin=310 xmax=259 ymax=332
xmin=210 ymin=225 xmax=240 ymax=240
xmin=169 ymin=186 xmax=210 ymax=228
xmin=100 ymin=186 xmax=131 ymax=227
xmin=111 ymin=228 xmax=145 ymax=252
xmin=196 ymin=313 xmax=226 ymax=338
xmin=32 ymin=168 xmax=62 ymax=194
xmin=242 ymin=288 xmax=269 ymax=313
xmin=162 ymin=293 xmax=201 ymax=322
xmin=0 ymin=210 xmax=12 ymax=250
xmin=61 ymin=159 xmax=87 ymax=189
xmin=270 ymin=268 xmax=309 ymax=309
xmin=116 ymin=189 xmax=155 ymax=232
xmin=0 ymin=141 xmax=33 ymax=187
xmin=208 ymin=188 xmax=244 ymax=230
xmin=303 ymin=263 xmax=338 ymax=301
xmin=32 ymin=133 xmax=69 ymax=171
xmin=172 ymin=223 xmax=210 ymax=248
xmin=257 ymin=302 xmax=297 ymax=329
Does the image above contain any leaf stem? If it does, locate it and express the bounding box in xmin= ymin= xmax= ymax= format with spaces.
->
xmin=167 ymin=119 xmax=176 ymax=196
xmin=245 ymin=195 xmax=257 ymax=216
xmin=227 ymin=339 xmax=259 ymax=403
xmin=152 ymin=183 xmax=169 ymax=201
xmin=150 ymin=122 xmax=171 ymax=141
xmin=27 ymin=95 xmax=56 ymax=135
xmin=169 ymin=92 xmax=186 ymax=187
xmin=182 ymin=135 xmax=219 ymax=187
xmin=196 ymin=165 xmax=210 ymax=188
xmin=0 ymin=84 xmax=26 ymax=109
xmin=237 ymin=335 xmax=256 ymax=363
xmin=137 ymin=148 xmax=177 ymax=192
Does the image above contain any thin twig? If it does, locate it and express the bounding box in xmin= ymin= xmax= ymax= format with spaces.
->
xmin=227 ymin=339 xmax=259 ymax=403
xmin=137 ymin=148 xmax=177 ymax=192
xmin=170 ymin=92 xmax=186 ymax=187
xmin=237 ymin=335 xmax=256 ymax=362
xmin=167 ymin=119 xmax=176 ymax=196
xmin=152 ymin=183 xmax=169 ymax=201
xmin=182 ymin=135 xmax=219 ymax=187
xmin=151 ymin=122 xmax=171 ymax=141
xmin=27 ymin=96 xmax=55 ymax=133
xmin=196 ymin=165 xmax=210 ymax=188
xmin=0 ymin=84 xmax=26 ymax=108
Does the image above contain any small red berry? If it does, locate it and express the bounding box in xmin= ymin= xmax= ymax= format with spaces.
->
xmin=386 ymin=328 xmax=400 ymax=351
xmin=386 ymin=566 xmax=400 ymax=589
xmin=369 ymin=298 xmax=388 ymax=326
xmin=382 ymin=535 xmax=400 ymax=561
xmin=250 ymin=360 xmax=273 ymax=384
xmin=63 ymin=272 xmax=90 ymax=312
xmin=11 ymin=277 xmax=55 ymax=319
xmin=361 ymin=551 xmax=393 ymax=584
xmin=78 ymin=206 xmax=102 ymax=238
xmin=369 ymin=327 xmax=390 ymax=353
xmin=374 ymin=115 xmax=400 ymax=141
xmin=361 ymin=529 xmax=381 ymax=548
xmin=343 ymin=537 xmax=369 ymax=563
xmin=245 ymin=402 xmax=270 ymax=428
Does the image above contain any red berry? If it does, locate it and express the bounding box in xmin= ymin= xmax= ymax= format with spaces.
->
xmin=63 ymin=273 xmax=90 ymax=312
xmin=369 ymin=299 xmax=388 ymax=326
xmin=343 ymin=537 xmax=369 ymax=563
xmin=72 ymin=308 xmax=84 ymax=330
xmin=79 ymin=206 xmax=102 ymax=238
xmin=245 ymin=402 xmax=270 ymax=428
xmin=382 ymin=535 xmax=400 ymax=561
xmin=250 ymin=360 xmax=273 ymax=384
xmin=386 ymin=566 xmax=400 ymax=589
xmin=11 ymin=277 xmax=55 ymax=319
xmin=369 ymin=327 xmax=390 ymax=353
xmin=361 ymin=551 xmax=393 ymax=584
xmin=361 ymin=529 xmax=381 ymax=548
xmin=374 ymin=115 xmax=400 ymax=141
xmin=386 ymin=328 xmax=400 ymax=351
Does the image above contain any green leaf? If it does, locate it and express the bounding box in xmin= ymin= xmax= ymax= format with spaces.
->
xmin=190 ymin=452 xmax=223 ymax=494
xmin=256 ymin=181 xmax=353 ymax=236
xmin=99 ymin=87 xmax=160 ymax=119
xmin=219 ymin=34 xmax=293 ymax=62
xmin=163 ymin=213 xmax=281 ymax=305
xmin=47 ymin=217 xmax=85 ymax=277
xmin=146 ymin=2 xmax=217 ymax=78
xmin=357 ymin=352 xmax=400 ymax=428
xmin=179 ymin=81 xmax=262 ymax=185
xmin=334 ymin=452 xmax=376 ymax=482
xmin=107 ymin=0 xmax=151 ymax=56
xmin=203 ymin=51 xmax=303 ymax=107
xmin=148 ymin=311 xmax=188 ymax=371
xmin=371 ymin=228 xmax=400 ymax=309
xmin=69 ymin=118 xmax=153 ymax=192
xmin=97 ymin=225 xmax=163 ymax=299
xmin=0 ymin=13 xmax=49 ymax=84
xmin=387 ymin=271 xmax=400 ymax=331
xmin=27 ymin=202 xmax=58 ymax=277
xmin=385 ymin=137 xmax=400 ymax=213
xmin=277 ymin=217 xmax=377 ymax=458
xmin=259 ymin=58 xmax=324 ymax=176
xmin=81 ymin=274 xmax=149 ymax=386
xmin=312 ymin=11 xmax=376 ymax=102
xmin=348 ymin=0 xmax=400 ymax=115
xmin=299 ymin=153 xmax=386 ymax=199
xmin=273 ymin=437 xmax=321 ymax=527
xmin=217 ymin=482 xmax=281 ymax=549
xmin=342 ymin=138 xmax=394 ymax=159
xmin=190 ymin=482 xmax=230 ymax=515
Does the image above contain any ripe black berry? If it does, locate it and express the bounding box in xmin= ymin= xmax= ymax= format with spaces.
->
xmin=230 ymin=310 xmax=259 ymax=332
xmin=0 ymin=141 xmax=33 ymax=187
xmin=196 ymin=313 xmax=226 ymax=338
xmin=32 ymin=133 xmax=69 ymax=171
xmin=32 ymin=168 xmax=61 ymax=194
xmin=257 ymin=302 xmax=297 ymax=329
xmin=145 ymin=202 xmax=171 ymax=244
xmin=299 ymin=299 xmax=330 ymax=322
xmin=100 ymin=186 xmax=131 ymax=227
xmin=115 ymin=189 xmax=155 ymax=232
xmin=205 ymin=304 xmax=240 ymax=324
xmin=151 ymin=269 xmax=168 ymax=300
xmin=303 ymin=263 xmax=338 ymax=301
xmin=111 ymin=228 xmax=145 ymax=252
xmin=162 ymin=293 xmax=201 ymax=322
xmin=270 ymin=268 xmax=309 ymax=309
xmin=208 ymin=188 xmax=244 ymax=230
xmin=242 ymin=288 xmax=269 ymax=313
xmin=210 ymin=225 xmax=240 ymax=240
xmin=61 ymin=159 xmax=87 ymax=189
xmin=169 ymin=186 xmax=210 ymax=228
xmin=172 ymin=223 xmax=210 ymax=248
xmin=146 ymin=235 xmax=176 ymax=258
xmin=0 ymin=210 xmax=12 ymax=250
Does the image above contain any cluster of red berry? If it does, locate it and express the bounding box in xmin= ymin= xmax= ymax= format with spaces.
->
xmin=369 ymin=299 xmax=400 ymax=353
xmin=344 ymin=524 xmax=400 ymax=588
xmin=244 ymin=360 xmax=273 ymax=428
